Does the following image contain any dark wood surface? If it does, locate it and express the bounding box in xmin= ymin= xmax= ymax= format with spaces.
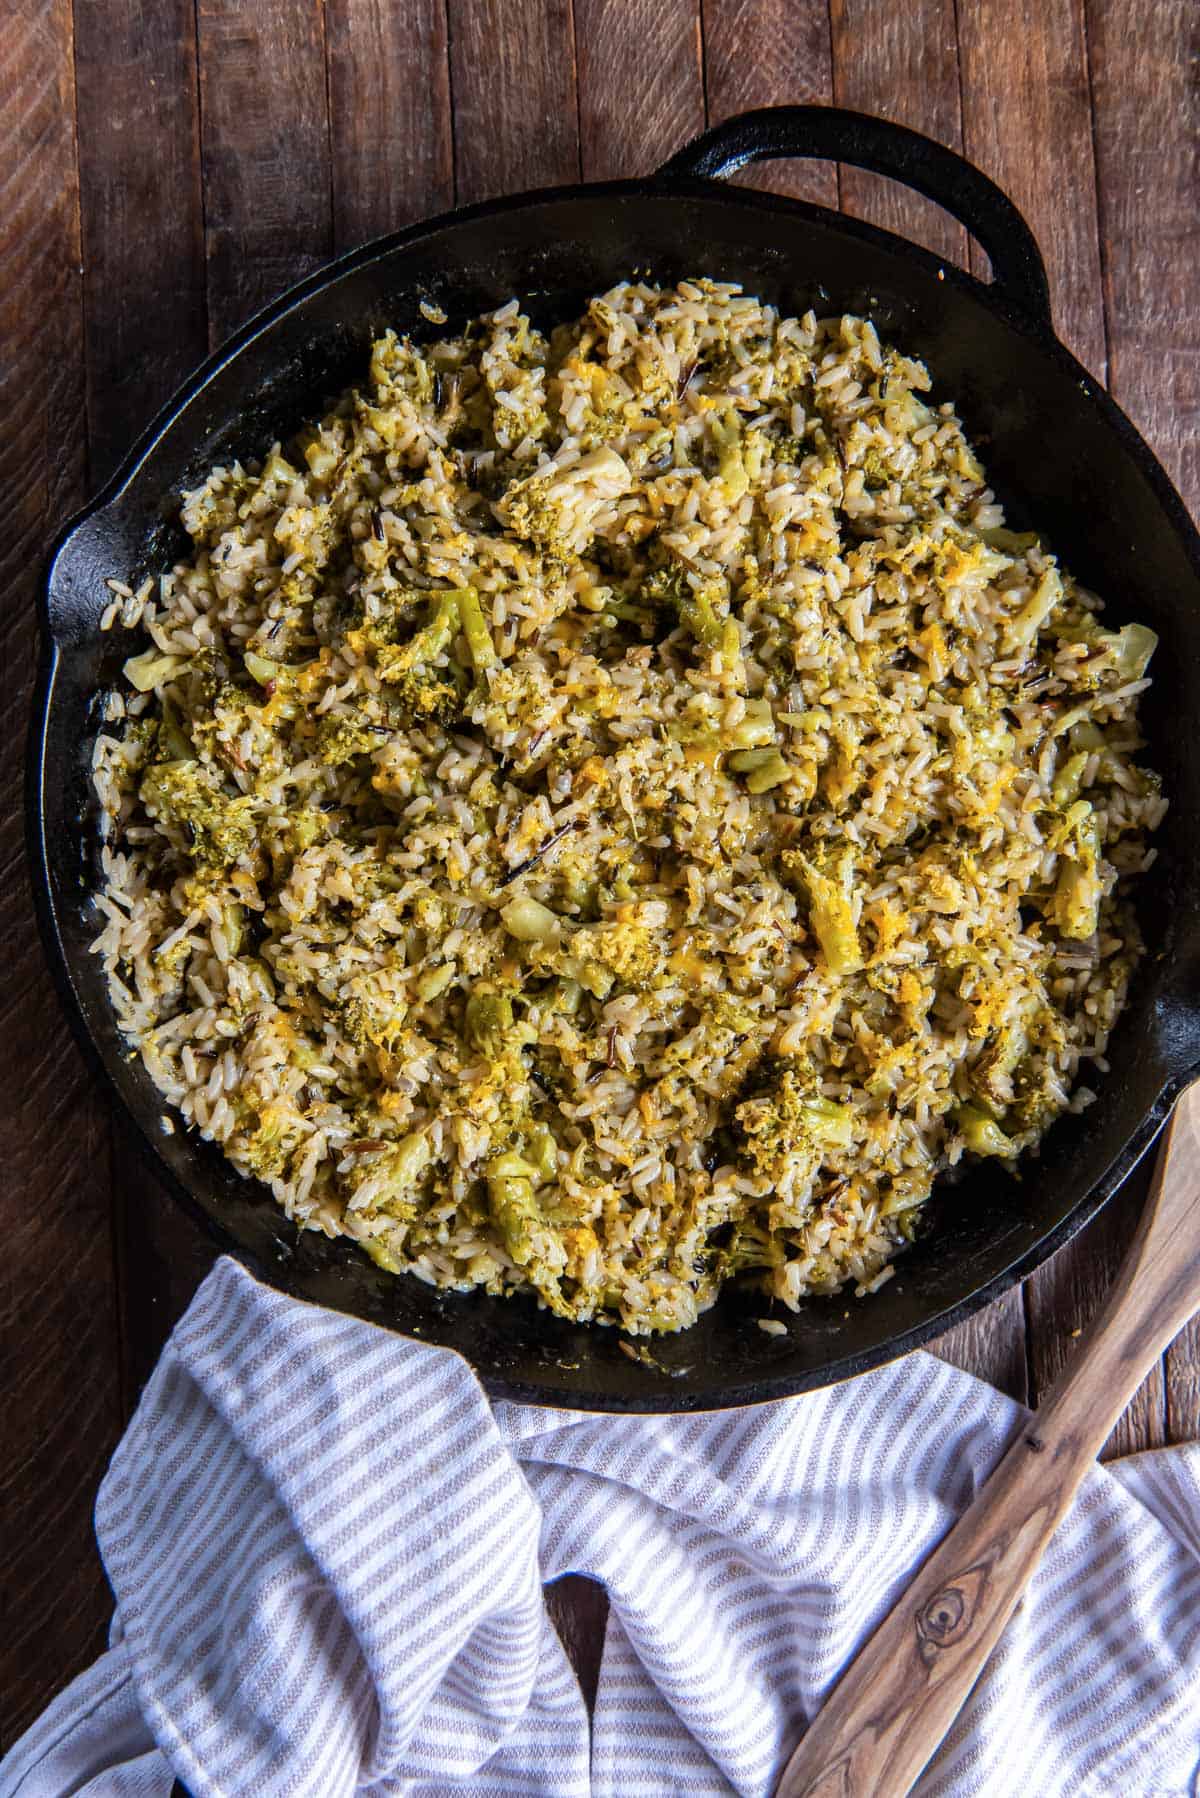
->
xmin=2 ymin=0 xmax=1197 ymax=1751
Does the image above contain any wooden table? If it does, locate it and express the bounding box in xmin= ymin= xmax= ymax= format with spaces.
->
xmin=3 ymin=0 xmax=1197 ymax=1749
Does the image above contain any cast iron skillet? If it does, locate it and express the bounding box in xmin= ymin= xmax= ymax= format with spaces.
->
xmin=30 ymin=106 xmax=1200 ymax=1410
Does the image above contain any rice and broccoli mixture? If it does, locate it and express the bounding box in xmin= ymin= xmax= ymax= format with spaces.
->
xmin=91 ymin=280 xmax=1165 ymax=1335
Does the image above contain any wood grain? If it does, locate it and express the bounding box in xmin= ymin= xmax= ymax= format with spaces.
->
xmin=956 ymin=0 xmax=1105 ymax=372
xmin=955 ymin=0 xmax=1167 ymax=1453
xmin=72 ymin=0 xmax=215 ymax=1427
xmin=0 ymin=0 xmax=123 ymax=1744
xmin=5 ymin=0 xmax=1198 ymax=1751
xmin=830 ymin=0 xmax=964 ymax=266
xmin=701 ymin=0 xmax=837 ymax=206
xmin=1088 ymin=0 xmax=1200 ymax=520
xmin=931 ymin=1294 xmax=1029 ymax=1406
xmin=448 ymin=0 xmax=582 ymax=203
xmin=73 ymin=0 xmax=206 ymax=488
xmin=326 ymin=0 xmax=454 ymax=246
xmin=776 ymin=1083 xmax=1200 ymax=1798
xmin=576 ymin=0 xmax=704 ymax=178
xmin=545 ymin=1574 xmax=609 ymax=1709
xmin=195 ymin=0 xmax=334 ymax=344
xmin=1085 ymin=0 xmax=1200 ymax=1445
xmin=82 ymin=0 xmax=345 ymax=1420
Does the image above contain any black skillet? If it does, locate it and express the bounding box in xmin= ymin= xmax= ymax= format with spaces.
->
xmin=29 ymin=106 xmax=1200 ymax=1410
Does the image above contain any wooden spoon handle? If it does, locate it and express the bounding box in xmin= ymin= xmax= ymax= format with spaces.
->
xmin=776 ymin=1081 xmax=1200 ymax=1798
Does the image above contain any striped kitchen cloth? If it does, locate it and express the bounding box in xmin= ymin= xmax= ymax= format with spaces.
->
xmin=4 ymin=1255 xmax=1200 ymax=1798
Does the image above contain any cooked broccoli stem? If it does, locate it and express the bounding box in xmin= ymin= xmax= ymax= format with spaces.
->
xmin=456 ymin=585 xmax=498 ymax=673
xmin=730 ymin=747 xmax=791 ymax=793
xmin=1052 ymin=750 xmax=1090 ymax=809
xmin=465 ymin=987 xmax=515 ymax=1059
xmin=643 ymin=564 xmax=728 ymax=651
xmin=528 ymin=1124 xmax=559 ymax=1183
xmin=500 ymin=896 xmax=561 ymax=942
xmin=783 ymin=847 xmax=862 ymax=975
xmin=980 ymin=526 xmax=1040 ymax=555
xmin=400 ymin=590 xmax=460 ymax=667
xmin=1051 ymin=802 xmax=1104 ymax=939
xmin=486 ymin=1152 xmax=567 ymax=1285
xmin=347 ymin=1130 xmax=434 ymax=1221
xmin=954 ymin=1103 xmax=1016 ymax=1158
xmin=1006 ymin=565 xmax=1062 ymax=648
xmin=1102 ymin=621 xmax=1158 ymax=681
xmin=123 ymin=649 xmax=187 ymax=692
xmin=711 ymin=406 xmax=750 ymax=501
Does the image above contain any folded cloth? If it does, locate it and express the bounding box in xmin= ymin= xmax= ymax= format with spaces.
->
xmin=4 ymin=1257 xmax=1200 ymax=1798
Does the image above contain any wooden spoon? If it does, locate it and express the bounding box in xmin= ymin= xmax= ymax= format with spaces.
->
xmin=776 ymin=1081 xmax=1200 ymax=1798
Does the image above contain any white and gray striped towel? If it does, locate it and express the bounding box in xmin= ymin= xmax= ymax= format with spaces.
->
xmin=5 ymin=1255 xmax=1200 ymax=1798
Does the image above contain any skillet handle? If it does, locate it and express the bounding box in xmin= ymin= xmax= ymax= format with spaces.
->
xmin=655 ymin=106 xmax=1052 ymax=328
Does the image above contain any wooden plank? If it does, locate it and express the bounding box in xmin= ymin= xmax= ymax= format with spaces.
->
xmin=1087 ymin=0 xmax=1199 ymax=569
xmin=73 ymin=0 xmax=215 ymax=1427
xmin=701 ymin=0 xmax=836 ymax=207
xmin=932 ymin=1293 xmax=1029 ymax=1406
xmin=956 ymin=0 xmax=1105 ymax=374
xmin=74 ymin=0 xmax=207 ymax=488
xmin=326 ymin=0 xmax=454 ymax=247
xmin=545 ymin=1575 xmax=608 ymax=1711
xmin=1084 ymin=0 xmax=1200 ymax=1447
xmin=112 ymin=1132 xmax=228 ymax=1404
xmin=90 ymin=0 xmax=340 ymax=1417
xmin=575 ymin=0 xmax=704 ymax=178
xmin=830 ymin=0 xmax=965 ymax=267
xmin=448 ymin=0 xmax=581 ymax=203
xmin=0 ymin=0 xmax=124 ymax=1741
xmin=827 ymin=3 xmax=1025 ymax=1405
xmin=195 ymin=0 xmax=334 ymax=344
xmin=956 ymin=0 xmax=1163 ymax=1452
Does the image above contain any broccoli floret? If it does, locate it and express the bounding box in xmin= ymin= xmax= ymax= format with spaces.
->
xmin=464 ymin=986 xmax=515 ymax=1060
xmin=349 ymin=589 xmax=467 ymax=724
xmin=571 ymin=917 xmax=659 ymax=992
xmin=317 ymin=711 xmax=391 ymax=765
xmin=1049 ymin=801 xmax=1105 ymax=940
xmin=369 ymin=331 xmax=436 ymax=405
xmin=140 ymin=760 xmax=256 ymax=868
xmin=499 ymin=447 xmax=632 ymax=559
xmin=734 ymin=1060 xmax=854 ymax=1191
xmin=953 ymin=1103 xmax=1016 ymax=1158
xmin=641 ymin=563 xmax=728 ymax=651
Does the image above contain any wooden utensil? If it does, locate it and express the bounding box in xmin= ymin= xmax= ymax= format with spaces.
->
xmin=776 ymin=1082 xmax=1200 ymax=1798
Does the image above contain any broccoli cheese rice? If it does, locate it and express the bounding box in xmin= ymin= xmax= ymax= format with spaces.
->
xmin=90 ymin=280 xmax=1166 ymax=1335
